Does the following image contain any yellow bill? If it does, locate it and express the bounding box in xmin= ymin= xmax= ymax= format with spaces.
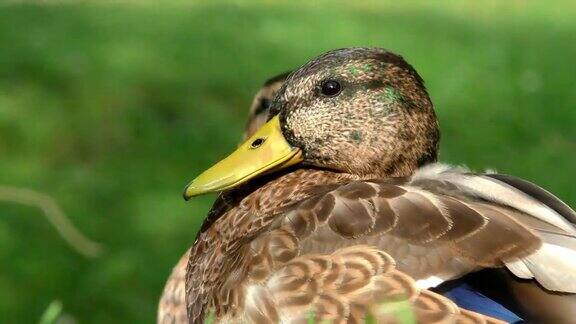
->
xmin=183 ymin=115 xmax=303 ymax=200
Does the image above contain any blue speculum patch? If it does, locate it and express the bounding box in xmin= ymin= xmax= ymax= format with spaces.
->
xmin=443 ymin=283 xmax=523 ymax=323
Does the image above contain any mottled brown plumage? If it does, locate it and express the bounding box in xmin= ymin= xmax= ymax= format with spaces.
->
xmin=159 ymin=248 xmax=189 ymax=323
xmin=162 ymin=48 xmax=576 ymax=323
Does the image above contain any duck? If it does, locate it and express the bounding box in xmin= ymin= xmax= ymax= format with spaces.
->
xmin=180 ymin=48 xmax=576 ymax=323
xmin=157 ymin=71 xmax=291 ymax=324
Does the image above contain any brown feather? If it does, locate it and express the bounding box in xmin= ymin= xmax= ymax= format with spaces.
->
xmin=158 ymin=249 xmax=189 ymax=324
xmin=182 ymin=168 xmax=539 ymax=323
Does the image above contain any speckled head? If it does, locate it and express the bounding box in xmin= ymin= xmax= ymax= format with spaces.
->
xmin=271 ymin=47 xmax=439 ymax=177
xmin=183 ymin=48 xmax=441 ymax=199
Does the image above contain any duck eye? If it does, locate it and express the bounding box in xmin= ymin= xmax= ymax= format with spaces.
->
xmin=320 ymin=80 xmax=341 ymax=97
xmin=250 ymin=138 xmax=265 ymax=149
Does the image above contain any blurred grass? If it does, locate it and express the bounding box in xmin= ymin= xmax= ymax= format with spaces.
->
xmin=0 ymin=1 xmax=575 ymax=322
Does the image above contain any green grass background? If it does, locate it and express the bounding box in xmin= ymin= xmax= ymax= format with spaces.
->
xmin=1 ymin=1 xmax=575 ymax=322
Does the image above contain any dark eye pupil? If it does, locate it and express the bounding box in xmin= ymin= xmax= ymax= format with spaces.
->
xmin=321 ymin=80 xmax=341 ymax=97
xmin=250 ymin=138 xmax=265 ymax=148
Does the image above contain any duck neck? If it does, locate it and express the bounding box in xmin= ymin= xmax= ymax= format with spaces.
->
xmin=196 ymin=168 xmax=356 ymax=236
xmin=238 ymin=168 xmax=357 ymax=215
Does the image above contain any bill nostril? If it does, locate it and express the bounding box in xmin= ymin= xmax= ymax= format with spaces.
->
xmin=250 ymin=138 xmax=265 ymax=149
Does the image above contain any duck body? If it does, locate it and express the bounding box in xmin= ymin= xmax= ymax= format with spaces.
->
xmin=185 ymin=165 xmax=576 ymax=323
xmin=163 ymin=48 xmax=576 ymax=323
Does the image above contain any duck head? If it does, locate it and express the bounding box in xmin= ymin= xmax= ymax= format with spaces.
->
xmin=184 ymin=48 xmax=439 ymax=199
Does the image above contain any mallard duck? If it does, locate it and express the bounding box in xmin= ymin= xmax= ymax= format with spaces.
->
xmin=180 ymin=48 xmax=576 ymax=323
xmin=158 ymin=72 xmax=291 ymax=324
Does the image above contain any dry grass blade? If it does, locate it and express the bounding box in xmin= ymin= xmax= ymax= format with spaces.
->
xmin=0 ymin=186 xmax=103 ymax=257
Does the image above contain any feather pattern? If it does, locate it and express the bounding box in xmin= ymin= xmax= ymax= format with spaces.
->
xmin=484 ymin=173 xmax=576 ymax=225
xmin=180 ymin=164 xmax=576 ymax=322
xmin=411 ymin=164 xmax=576 ymax=292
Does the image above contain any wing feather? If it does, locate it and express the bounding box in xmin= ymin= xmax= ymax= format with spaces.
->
xmin=485 ymin=173 xmax=576 ymax=225
xmin=181 ymin=164 xmax=576 ymax=322
xmin=235 ymin=175 xmax=547 ymax=322
xmin=245 ymin=246 xmax=503 ymax=323
xmin=409 ymin=163 xmax=576 ymax=292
